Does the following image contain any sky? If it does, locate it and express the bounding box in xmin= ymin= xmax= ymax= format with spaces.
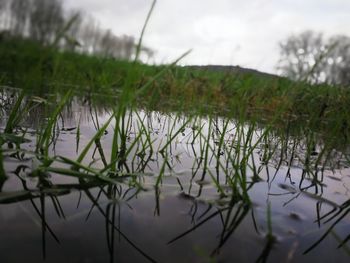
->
xmin=62 ymin=0 xmax=350 ymax=74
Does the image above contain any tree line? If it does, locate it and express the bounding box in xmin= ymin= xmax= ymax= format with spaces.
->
xmin=277 ymin=31 xmax=350 ymax=86
xmin=0 ymin=0 xmax=153 ymax=60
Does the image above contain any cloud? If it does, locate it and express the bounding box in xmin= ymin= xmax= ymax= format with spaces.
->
xmin=63 ymin=0 xmax=350 ymax=73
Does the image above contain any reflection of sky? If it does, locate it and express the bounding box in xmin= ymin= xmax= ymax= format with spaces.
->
xmin=2 ymin=96 xmax=350 ymax=261
xmin=63 ymin=0 xmax=350 ymax=74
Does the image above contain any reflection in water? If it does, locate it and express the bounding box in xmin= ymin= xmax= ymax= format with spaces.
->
xmin=0 ymin=89 xmax=350 ymax=262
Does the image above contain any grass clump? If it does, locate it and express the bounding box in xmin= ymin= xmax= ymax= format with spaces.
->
xmin=1 ymin=35 xmax=349 ymax=140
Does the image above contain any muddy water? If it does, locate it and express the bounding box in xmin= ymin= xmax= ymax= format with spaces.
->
xmin=0 ymin=93 xmax=350 ymax=262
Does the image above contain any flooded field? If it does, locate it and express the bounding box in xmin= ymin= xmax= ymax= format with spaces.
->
xmin=1 ymin=88 xmax=350 ymax=262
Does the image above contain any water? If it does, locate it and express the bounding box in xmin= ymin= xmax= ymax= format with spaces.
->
xmin=1 ymin=90 xmax=350 ymax=262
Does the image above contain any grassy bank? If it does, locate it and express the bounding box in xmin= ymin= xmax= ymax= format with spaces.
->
xmin=1 ymin=35 xmax=350 ymax=260
xmin=0 ymin=36 xmax=349 ymax=141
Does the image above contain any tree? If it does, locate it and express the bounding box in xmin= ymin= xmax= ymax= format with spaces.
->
xmin=10 ymin=0 xmax=31 ymax=36
xmin=324 ymin=35 xmax=350 ymax=86
xmin=0 ymin=0 xmax=10 ymax=30
xmin=78 ymin=14 xmax=102 ymax=54
xmin=77 ymin=15 xmax=139 ymax=61
xmin=0 ymin=0 xmax=5 ymax=11
xmin=29 ymin=0 xmax=64 ymax=44
xmin=120 ymin=35 xmax=136 ymax=60
xmin=277 ymin=31 xmax=350 ymax=86
xmin=0 ymin=0 xmax=153 ymax=61
xmin=63 ymin=10 xmax=83 ymax=51
xmin=0 ymin=0 xmax=6 ymax=12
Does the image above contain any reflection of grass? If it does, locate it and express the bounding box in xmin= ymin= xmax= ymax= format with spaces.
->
xmin=0 ymin=0 xmax=350 ymax=260
xmin=1 ymin=92 xmax=350 ymax=259
xmin=1 ymin=35 xmax=350 ymax=143
xmin=256 ymin=202 xmax=276 ymax=263
xmin=0 ymin=146 xmax=5 ymax=183
xmin=304 ymin=198 xmax=350 ymax=255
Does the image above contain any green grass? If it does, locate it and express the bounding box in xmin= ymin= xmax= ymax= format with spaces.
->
xmin=1 ymin=33 xmax=349 ymax=190
xmin=1 ymin=1 xmax=350 ymax=260
xmin=1 ymin=81 xmax=350 ymax=255
xmin=1 ymin=36 xmax=349 ymax=141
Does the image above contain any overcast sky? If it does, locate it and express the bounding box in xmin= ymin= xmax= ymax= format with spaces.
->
xmin=63 ymin=0 xmax=350 ymax=74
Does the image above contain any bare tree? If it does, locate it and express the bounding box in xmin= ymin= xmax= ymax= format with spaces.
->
xmin=0 ymin=0 xmax=5 ymax=11
xmin=98 ymin=29 xmax=115 ymax=56
xmin=92 ymin=30 xmax=136 ymax=60
xmin=10 ymin=0 xmax=31 ymax=36
xmin=121 ymin=35 xmax=135 ymax=60
xmin=0 ymin=0 xmax=153 ymax=62
xmin=78 ymin=14 xmax=102 ymax=54
xmin=0 ymin=0 xmax=7 ymax=13
xmin=76 ymin=15 xmax=139 ymax=61
xmin=325 ymin=35 xmax=350 ymax=86
xmin=63 ymin=10 xmax=83 ymax=51
xmin=278 ymin=31 xmax=324 ymax=83
xmin=140 ymin=45 xmax=154 ymax=61
xmin=278 ymin=31 xmax=350 ymax=86
xmin=29 ymin=0 xmax=64 ymax=44
xmin=0 ymin=0 xmax=10 ymax=30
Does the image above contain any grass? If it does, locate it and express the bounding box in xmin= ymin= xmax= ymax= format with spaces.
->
xmin=1 ymin=35 xmax=349 ymax=140
xmin=0 ymin=35 xmax=349 ymax=198
xmin=1 ymin=87 xmax=349 ymax=258
xmin=0 ymin=2 xmax=350 ymax=259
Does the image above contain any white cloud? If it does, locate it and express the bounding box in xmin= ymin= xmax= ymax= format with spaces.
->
xmin=63 ymin=0 xmax=350 ymax=74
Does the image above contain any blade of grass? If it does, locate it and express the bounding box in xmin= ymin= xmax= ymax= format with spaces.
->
xmin=76 ymin=113 xmax=114 ymax=164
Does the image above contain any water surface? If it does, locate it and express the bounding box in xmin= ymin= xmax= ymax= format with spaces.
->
xmin=1 ymin=89 xmax=350 ymax=262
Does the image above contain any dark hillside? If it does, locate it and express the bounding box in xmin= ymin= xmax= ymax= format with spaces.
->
xmin=185 ymin=65 xmax=278 ymax=78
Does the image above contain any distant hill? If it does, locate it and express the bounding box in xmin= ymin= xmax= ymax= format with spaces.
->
xmin=184 ymin=65 xmax=278 ymax=79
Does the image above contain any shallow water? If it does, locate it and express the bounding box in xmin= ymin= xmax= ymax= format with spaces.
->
xmin=1 ymin=91 xmax=350 ymax=262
